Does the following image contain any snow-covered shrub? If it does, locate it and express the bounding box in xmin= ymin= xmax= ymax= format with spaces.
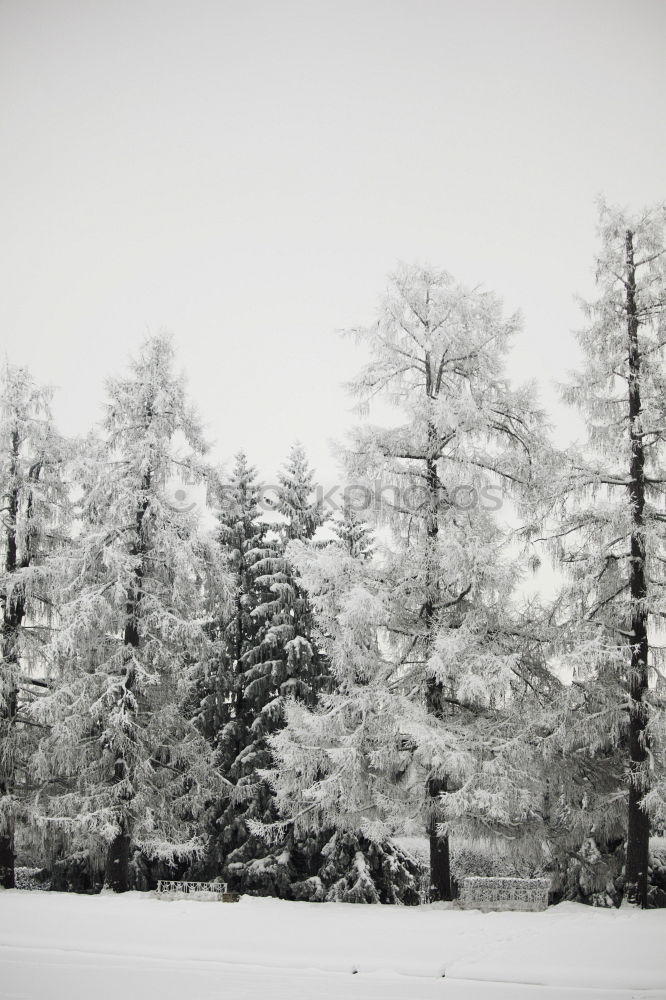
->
xmin=325 ymin=849 xmax=380 ymax=904
xmin=450 ymin=845 xmax=543 ymax=883
xmin=648 ymin=836 xmax=666 ymax=908
xmin=315 ymin=833 xmax=420 ymax=905
xmin=14 ymin=867 xmax=51 ymax=891
xmin=49 ymin=852 xmax=103 ymax=894
xmin=548 ymin=835 xmax=666 ymax=909
xmin=128 ymin=849 xmax=191 ymax=892
xmin=291 ymin=875 xmax=326 ymax=902
xmin=225 ymin=849 xmax=295 ymax=899
xmin=557 ymin=837 xmax=623 ymax=908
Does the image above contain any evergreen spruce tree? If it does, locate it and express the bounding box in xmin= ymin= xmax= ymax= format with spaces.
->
xmin=248 ymin=443 xmax=328 ymax=709
xmin=537 ymin=202 xmax=666 ymax=908
xmin=33 ymin=335 xmax=227 ymax=891
xmin=0 ymin=364 xmax=69 ymax=888
xmin=196 ymin=451 xmax=272 ymax=749
xmin=214 ymin=444 xmax=331 ymax=895
xmin=333 ymin=498 xmax=374 ymax=559
xmin=275 ymin=443 xmax=326 ymax=544
xmin=201 ymin=452 xmax=280 ymax=885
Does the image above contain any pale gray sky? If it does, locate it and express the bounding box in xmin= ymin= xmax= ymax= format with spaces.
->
xmin=1 ymin=0 xmax=665 ymax=483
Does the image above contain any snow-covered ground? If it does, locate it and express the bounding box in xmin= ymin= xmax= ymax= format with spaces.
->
xmin=0 ymin=891 xmax=664 ymax=1000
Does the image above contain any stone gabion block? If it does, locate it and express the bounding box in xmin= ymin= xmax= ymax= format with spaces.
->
xmin=459 ymin=876 xmax=550 ymax=911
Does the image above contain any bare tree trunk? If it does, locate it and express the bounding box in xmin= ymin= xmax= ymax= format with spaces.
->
xmin=423 ymin=408 xmax=452 ymax=901
xmin=0 ymin=820 xmax=15 ymax=888
xmin=624 ymin=229 xmax=650 ymax=908
xmin=427 ymin=775 xmax=451 ymax=900
xmin=0 ymin=432 xmax=26 ymax=889
xmin=0 ymin=681 xmax=17 ymax=888
xmin=104 ymin=827 xmax=132 ymax=892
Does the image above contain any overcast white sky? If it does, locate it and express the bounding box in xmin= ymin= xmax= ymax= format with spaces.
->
xmin=1 ymin=0 xmax=665 ymax=485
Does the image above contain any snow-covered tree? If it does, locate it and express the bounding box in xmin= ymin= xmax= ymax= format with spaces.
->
xmin=193 ymin=446 xmax=308 ymax=891
xmin=210 ymin=444 xmax=336 ymax=895
xmin=263 ymin=531 xmax=422 ymax=903
xmin=196 ymin=451 xmax=273 ymax=749
xmin=275 ymin=442 xmax=326 ymax=543
xmin=538 ymin=202 xmax=666 ymax=907
xmin=265 ymin=264 xmax=547 ymax=900
xmin=208 ymin=451 xmax=420 ymax=901
xmin=199 ymin=451 xmax=279 ymax=884
xmin=0 ymin=364 xmax=69 ymax=887
xmin=242 ymin=442 xmax=327 ymax=730
xmin=332 ymin=498 xmax=374 ymax=560
xmin=241 ymin=443 xmax=327 ymax=717
xmin=33 ymin=335 xmax=228 ymax=891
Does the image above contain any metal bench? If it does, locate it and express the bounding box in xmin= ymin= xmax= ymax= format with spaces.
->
xmin=458 ymin=876 xmax=550 ymax=911
xmin=156 ymin=879 xmax=239 ymax=901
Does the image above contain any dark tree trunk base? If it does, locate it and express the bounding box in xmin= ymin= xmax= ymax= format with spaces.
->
xmin=625 ymin=785 xmax=650 ymax=908
xmin=104 ymin=833 xmax=132 ymax=892
xmin=0 ymin=834 xmax=15 ymax=889
xmin=429 ymin=826 xmax=452 ymax=902
xmin=623 ymin=228 xmax=651 ymax=911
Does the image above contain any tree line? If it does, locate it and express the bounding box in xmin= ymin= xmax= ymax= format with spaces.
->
xmin=1 ymin=201 xmax=665 ymax=909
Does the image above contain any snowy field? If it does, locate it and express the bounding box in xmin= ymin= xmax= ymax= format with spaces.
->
xmin=0 ymin=892 xmax=665 ymax=1000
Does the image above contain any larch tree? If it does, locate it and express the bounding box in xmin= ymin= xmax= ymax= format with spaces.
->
xmin=0 ymin=364 xmax=69 ymax=888
xmin=266 ymin=519 xmax=423 ymax=904
xmin=33 ymin=335 xmax=228 ymax=891
xmin=541 ymin=202 xmax=666 ymax=908
xmin=265 ymin=264 xmax=546 ymax=901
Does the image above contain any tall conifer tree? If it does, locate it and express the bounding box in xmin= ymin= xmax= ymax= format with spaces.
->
xmin=542 ymin=202 xmax=666 ymax=907
xmin=266 ymin=264 xmax=545 ymax=900
xmin=0 ymin=364 xmax=69 ymax=888
xmin=34 ymin=336 xmax=226 ymax=891
xmin=213 ymin=444 xmax=330 ymax=894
